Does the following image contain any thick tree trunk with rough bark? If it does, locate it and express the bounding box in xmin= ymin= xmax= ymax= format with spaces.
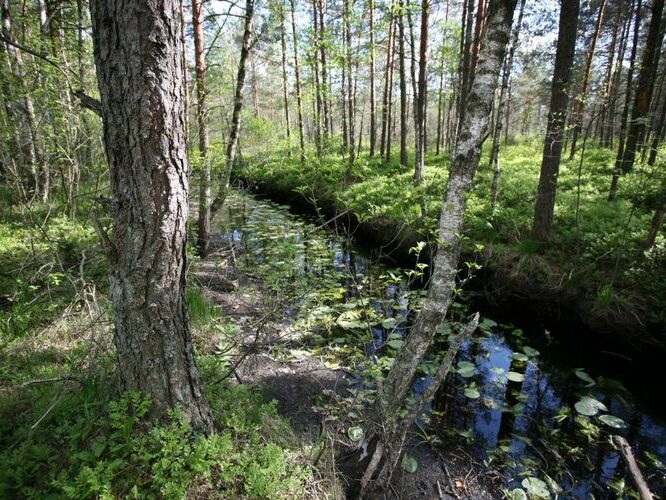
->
xmin=193 ymin=0 xmax=211 ymax=256
xmin=89 ymin=0 xmax=214 ymax=432
xmin=211 ymin=0 xmax=255 ymax=214
xmin=531 ymin=0 xmax=580 ymax=243
xmin=355 ymin=0 xmax=517 ymax=494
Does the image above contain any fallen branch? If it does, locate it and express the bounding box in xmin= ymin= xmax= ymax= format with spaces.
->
xmin=612 ymin=435 xmax=653 ymax=500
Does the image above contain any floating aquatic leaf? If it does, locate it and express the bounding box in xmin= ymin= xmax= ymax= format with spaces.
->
xmin=598 ymin=414 xmax=627 ymax=428
xmin=464 ymin=387 xmax=480 ymax=399
xmin=347 ymin=426 xmax=363 ymax=442
xmin=522 ymin=346 xmax=540 ymax=357
xmin=575 ymin=369 xmax=596 ymax=386
xmin=509 ymin=488 xmax=528 ymax=500
xmin=521 ymin=477 xmax=550 ymax=498
xmin=457 ymin=361 xmax=476 ymax=378
xmin=507 ymin=371 xmax=525 ymax=383
xmin=401 ymin=454 xmax=418 ymax=473
xmin=574 ymin=396 xmax=607 ymax=416
xmin=512 ymin=352 xmax=529 ymax=362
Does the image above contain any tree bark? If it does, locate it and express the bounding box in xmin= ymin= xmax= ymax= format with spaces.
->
xmin=345 ymin=0 xmax=356 ymax=169
xmin=369 ymin=0 xmax=377 ymax=157
xmin=380 ymin=6 xmax=395 ymax=161
xmin=358 ymin=0 xmax=517 ymax=493
xmin=609 ymin=0 xmax=642 ymax=200
xmin=645 ymin=184 xmax=666 ymax=249
xmin=211 ymin=0 xmax=255 ymax=214
xmin=289 ymin=0 xmax=306 ymax=163
xmin=531 ymin=0 xmax=580 ymax=243
xmin=568 ymin=0 xmax=607 ymax=159
xmin=489 ymin=0 xmax=525 ymax=209
xmin=89 ymin=0 xmax=214 ymax=431
xmin=413 ymin=0 xmax=429 ymax=188
xmin=280 ymin=0 xmax=291 ymax=153
xmin=619 ymin=0 xmax=664 ymax=173
xmin=193 ymin=0 xmax=211 ymax=256
xmin=398 ymin=0 xmax=408 ymax=167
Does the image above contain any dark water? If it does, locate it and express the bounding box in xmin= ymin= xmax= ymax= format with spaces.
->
xmin=213 ymin=190 xmax=666 ymax=498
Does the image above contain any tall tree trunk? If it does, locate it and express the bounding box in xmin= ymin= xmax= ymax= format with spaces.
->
xmin=290 ymin=0 xmax=306 ymax=163
xmin=457 ymin=0 xmax=475 ymax=137
xmin=1 ymin=0 xmax=41 ymax=196
xmin=647 ymin=70 xmax=666 ymax=166
xmin=280 ymin=0 xmax=291 ymax=153
xmin=89 ymin=0 xmax=214 ymax=431
xmin=193 ymin=0 xmax=211 ymax=256
xmin=531 ymin=0 xmax=580 ymax=243
xmin=311 ymin=0 xmax=323 ymax=157
xmin=609 ymin=0 xmax=642 ymax=200
xmin=345 ymin=0 xmax=355 ymax=169
xmin=380 ymin=7 xmax=395 ymax=160
xmin=618 ymin=0 xmax=665 ymax=172
xmin=369 ymin=0 xmax=377 ymax=157
xmin=568 ymin=0 xmax=607 ymax=159
xmin=357 ymin=1 xmax=517 ymax=494
xmin=398 ymin=0 xmax=408 ymax=167
xmin=211 ymin=0 xmax=255 ymax=214
xmin=489 ymin=0 xmax=525 ymax=209
xmin=316 ymin=0 xmax=331 ymax=140
xmin=413 ymin=0 xmax=429 ymax=187
xmin=436 ymin=43 xmax=445 ymax=156
xmin=469 ymin=0 xmax=486 ymax=94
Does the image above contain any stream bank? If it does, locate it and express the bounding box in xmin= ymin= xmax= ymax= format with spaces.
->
xmin=234 ymin=172 xmax=664 ymax=356
xmin=204 ymin=189 xmax=666 ymax=498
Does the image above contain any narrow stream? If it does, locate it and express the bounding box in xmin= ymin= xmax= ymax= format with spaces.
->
xmin=213 ymin=189 xmax=666 ymax=498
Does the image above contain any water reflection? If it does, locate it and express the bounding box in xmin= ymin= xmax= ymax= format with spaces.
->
xmin=213 ymin=190 xmax=666 ymax=498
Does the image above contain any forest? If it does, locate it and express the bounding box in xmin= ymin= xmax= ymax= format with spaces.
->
xmin=1 ymin=0 xmax=665 ymax=497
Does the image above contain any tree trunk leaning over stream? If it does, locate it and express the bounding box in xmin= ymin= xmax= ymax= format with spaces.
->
xmin=356 ymin=0 xmax=518 ymax=494
xmin=89 ymin=0 xmax=214 ymax=432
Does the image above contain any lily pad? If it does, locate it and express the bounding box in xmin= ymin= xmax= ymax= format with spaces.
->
xmin=521 ymin=477 xmax=550 ymax=498
xmin=457 ymin=361 xmax=476 ymax=378
xmin=522 ymin=346 xmax=540 ymax=357
xmin=575 ymin=369 xmax=596 ymax=386
xmin=574 ymin=396 xmax=607 ymax=416
xmin=464 ymin=387 xmax=480 ymax=399
xmin=509 ymin=489 xmax=528 ymax=500
xmin=512 ymin=352 xmax=529 ymax=362
xmin=507 ymin=371 xmax=525 ymax=383
xmin=598 ymin=414 xmax=627 ymax=428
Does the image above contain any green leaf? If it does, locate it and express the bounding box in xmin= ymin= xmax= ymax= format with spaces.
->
xmin=574 ymin=396 xmax=607 ymax=416
xmin=507 ymin=371 xmax=525 ymax=383
xmin=522 ymin=346 xmax=540 ymax=357
xmin=456 ymin=360 xmax=476 ymax=378
xmin=382 ymin=317 xmax=397 ymax=329
xmin=521 ymin=477 xmax=550 ymax=498
xmin=512 ymin=352 xmax=529 ymax=362
xmin=386 ymin=338 xmax=404 ymax=349
xmin=401 ymin=454 xmax=418 ymax=473
xmin=464 ymin=387 xmax=480 ymax=399
xmin=348 ymin=426 xmax=364 ymax=441
xmin=575 ymin=369 xmax=596 ymax=387
xmin=598 ymin=414 xmax=627 ymax=428
xmin=509 ymin=488 xmax=528 ymax=500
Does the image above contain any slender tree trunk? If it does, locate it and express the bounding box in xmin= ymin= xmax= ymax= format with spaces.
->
xmin=369 ymin=0 xmax=377 ymax=157
xmin=251 ymin=56 xmax=259 ymax=118
xmin=648 ymin=73 xmax=666 ymax=166
xmin=531 ymin=0 xmax=580 ymax=243
xmin=609 ymin=0 xmax=642 ymax=200
xmin=280 ymin=0 xmax=291 ymax=153
xmin=469 ymin=0 xmax=486 ymax=94
xmin=211 ymin=0 xmax=255 ymax=214
xmin=357 ymin=2 xmax=517 ymax=494
xmin=345 ymin=0 xmax=355 ymax=168
xmin=619 ymin=0 xmax=665 ymax=172
xmin=568 ymin=0 xmax=607 ymax=159
xmin=413 ymin=0 xmax=429 ymax=187
xmin=598 ymin=2 xmax=624 ymax=147
xmin=290 ymin=0 xmax=306 ymax=163
xmin=89 ymin=0 xmax=214 ymax=431
xmin=193 ymin=0 xmax=211 ymax=256
xmin=316 ymin=0 xmax=331 ymax=140
xmin=489 ymin=0 xmax=525 ymax=209
xmin=380 ymin=7 xmax=395 ymax=160
xmin=398 ymin=0 xmax=408 ymax=166
xmin=310 ymin=0 xmax=323 ymax=157
xmin=436 ymin=46 xmax=445 ymax=156
xmin=457 ymin=0 xmax=475 ymax=136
